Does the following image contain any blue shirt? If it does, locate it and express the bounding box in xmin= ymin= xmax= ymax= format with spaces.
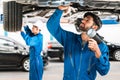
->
xmin=47 ymin=9 xmax=110 ymax=80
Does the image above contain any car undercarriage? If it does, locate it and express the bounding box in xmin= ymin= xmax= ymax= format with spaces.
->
xmin=2 ymin=0 xmax=120 ymax=32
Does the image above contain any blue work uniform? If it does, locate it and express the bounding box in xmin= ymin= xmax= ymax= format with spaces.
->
xmin=47 ymin=9 xmax=110 ymax=80
xmin=21 ymin=26 xmax=43 ymax=80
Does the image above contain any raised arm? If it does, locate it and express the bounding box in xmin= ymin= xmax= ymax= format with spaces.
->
xmin=47 ymin=5 xmax=72 ymax=46
xmin=24 ymin=25 xmax=33 ymax=36
xmin=21 ymin=31 xmax=43 ymax=47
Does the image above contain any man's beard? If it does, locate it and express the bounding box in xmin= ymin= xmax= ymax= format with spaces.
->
xmin=79 ymin=26 xmax=89 ymax=32
xmin=79 ymin=23 xmax=92 ymax=32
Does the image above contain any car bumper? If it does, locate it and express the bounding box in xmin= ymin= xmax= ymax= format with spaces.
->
xmin=47 ymin=49 xmax=62 ymax=58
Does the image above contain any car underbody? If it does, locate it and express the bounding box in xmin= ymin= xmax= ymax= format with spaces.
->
xmin=2 ymin=0 xmax=120 ymax=31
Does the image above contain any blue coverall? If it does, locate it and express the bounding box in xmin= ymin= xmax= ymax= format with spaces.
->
xmin=47 ymin=9 xmax=110 ymax=80
xmin=21 ymin=26 xmax=43 ymax=80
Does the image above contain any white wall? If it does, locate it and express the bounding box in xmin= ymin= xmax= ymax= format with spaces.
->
xmin=98 ymin=24 xmax=120 ymax=44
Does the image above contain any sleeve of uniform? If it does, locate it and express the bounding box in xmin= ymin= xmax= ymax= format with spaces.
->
xmin=28 ymin=35 xmax=43 ymax=47
xmin=25 ymin=36 xmax=42 ymax=48
xmin=21 ymin=31 xmax=29 ymax=45
xmin=47 ymin=9 xmax=68 ymax=46
xmin=96 ymin=43 xmax=110 ymax=76
xmin=24 ymin=25 xmax=32 ymax=35
xmin=21 ymin=31 xmax=26 ymax=40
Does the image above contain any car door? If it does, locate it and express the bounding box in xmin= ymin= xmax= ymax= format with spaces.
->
xmin=0 ymin=38 xmax=22 ymax=67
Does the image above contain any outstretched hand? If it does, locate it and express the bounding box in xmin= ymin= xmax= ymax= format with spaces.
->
xmin=58 ymin=5 xmax=76 ymax=16
xmin=58 ymin=5 xmax=69 ymax=11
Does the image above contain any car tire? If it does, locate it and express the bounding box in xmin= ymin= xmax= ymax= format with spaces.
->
xmin=113 ymin=49 xmax=120 ymax=61
xmin=22 ymin=57 xmax=29 ymax=72
xmin=3 ymin=1 xmax=22 ymax=32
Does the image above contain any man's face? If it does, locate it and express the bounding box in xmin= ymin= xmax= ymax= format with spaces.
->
xmin=32 ymin=25 xmax=40 ymax=35
xmin=79 ymin=15 xmax=95 ymax=31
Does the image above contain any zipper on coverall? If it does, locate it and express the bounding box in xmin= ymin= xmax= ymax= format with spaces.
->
xmin=69 ymin=42 xmax=85 ymax=80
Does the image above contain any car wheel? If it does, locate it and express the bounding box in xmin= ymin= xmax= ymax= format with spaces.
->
xmin=113 ymin=49 xmax=120 ymax=61
xmin=3 ymin=1 xmax=22 ymax=32
xmin=22 ymin=57 xmax=29 ymax=72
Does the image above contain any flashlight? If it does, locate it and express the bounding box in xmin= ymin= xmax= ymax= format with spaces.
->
xmin=87 ymin=28 xmax=103 ymax=44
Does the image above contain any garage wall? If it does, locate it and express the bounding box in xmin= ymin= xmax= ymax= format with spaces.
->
xmin=98 ymin=24 xmax=120 ymax=44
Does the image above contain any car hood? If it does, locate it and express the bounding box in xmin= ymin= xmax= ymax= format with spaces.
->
xmin=106 ymin=41 xmax=120 ymax=47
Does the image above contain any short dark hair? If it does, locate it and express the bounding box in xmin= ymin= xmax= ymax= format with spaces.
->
xmin=84 ymin=12 xmax=102 ymax=30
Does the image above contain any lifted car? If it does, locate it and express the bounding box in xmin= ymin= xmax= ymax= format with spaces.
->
xmin=2 ymin=0 xmax=120 ymax=31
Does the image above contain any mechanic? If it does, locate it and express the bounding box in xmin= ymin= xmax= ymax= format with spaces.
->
xmin=21 ymin=20 xmax=44 ymax=80
xmin=47 ymin=5 xmax=110 ymax=80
